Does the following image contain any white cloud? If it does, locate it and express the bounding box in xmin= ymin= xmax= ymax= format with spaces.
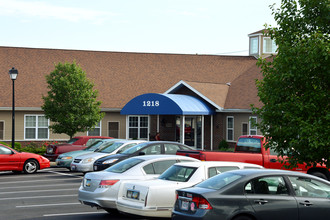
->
xmin=0 ymin=0 xmax=114 ymax=24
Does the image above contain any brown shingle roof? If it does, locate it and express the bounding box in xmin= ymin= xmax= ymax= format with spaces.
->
xmin=0 ymin=46 xmax=262 ymax=110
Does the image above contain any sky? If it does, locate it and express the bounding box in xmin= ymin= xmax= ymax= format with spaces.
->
xmin=0 ymin=0 xmax=281 ymax=56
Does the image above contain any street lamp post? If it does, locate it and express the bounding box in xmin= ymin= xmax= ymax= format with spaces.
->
xmin=9 ymin=67 xmax=18 ymax=148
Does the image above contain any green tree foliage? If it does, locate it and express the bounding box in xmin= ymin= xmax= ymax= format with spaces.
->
xmin=254 ymin=0 xmax=329 ymax=168
xmin=42 ymin=61 xmax=104 ymax=138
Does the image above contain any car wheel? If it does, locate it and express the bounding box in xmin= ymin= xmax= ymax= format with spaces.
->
xmin=310 ymin=171 xmax=327 ymax=180
xmin=23 ymin=159 xmax=39 ymax=174
xmin=233 ymin=215 xmax=254 ymax=220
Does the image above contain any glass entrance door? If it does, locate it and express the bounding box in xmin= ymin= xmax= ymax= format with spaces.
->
xmin=176 ymin=116 xmax=202 ymax=148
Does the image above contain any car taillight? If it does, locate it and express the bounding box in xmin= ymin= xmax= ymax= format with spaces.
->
xmin=192 ymin=195 xmax=212 ymax=210
xmin=99 ymin=179 xmax=119 ymax=188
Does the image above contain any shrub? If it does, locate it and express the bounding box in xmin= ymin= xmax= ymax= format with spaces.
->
xmin=218 ymin=139 xmax=233 ymax=152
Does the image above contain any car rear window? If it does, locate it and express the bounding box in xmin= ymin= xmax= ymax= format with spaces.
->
xmin=67 ymin=138 xmax=79 ymax=144
xmin=158 ymin=165 xmax=197 ymax=182
xmin=106 ymin=158 xmax=144 ymax=173
xmin=196 ymin=172 xmax=243 ymax=190
xmin=236 ymin=138 xmax=261 ymax=153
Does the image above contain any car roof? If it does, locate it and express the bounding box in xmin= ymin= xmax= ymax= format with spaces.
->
xmin=173 ymin=161 xmax=264 ymax=168
xmin=113 ymin=140 xmax=146 ymax=144
xmin=129 ymin=154 xmax=200 ymax=161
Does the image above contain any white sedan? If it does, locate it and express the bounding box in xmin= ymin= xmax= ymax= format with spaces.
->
xmin=70 ymin=140 xmax=146 ymax=172
xmin=117 ymin=161 xmax=264 ymax=218
xmin=78 ymin=155 xmax=199 ymax=213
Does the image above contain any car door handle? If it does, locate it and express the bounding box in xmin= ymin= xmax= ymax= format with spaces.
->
xmin=299 ymin=200 xmax=313 ymax=207
xmin=270 ymin=159 xmax=277 ymax=163
xmin=254 ymin=199 xmax=268 ymax=205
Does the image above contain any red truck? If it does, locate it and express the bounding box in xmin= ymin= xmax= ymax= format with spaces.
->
xmin=44 ymin=136 xmax=111 ymax=161
xmin=177 ymin=135 xmax=330 ymax=180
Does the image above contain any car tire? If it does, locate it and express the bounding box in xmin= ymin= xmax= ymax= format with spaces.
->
xmin=310 ymin=171 xmax=327 ymax=180
xmin=233 ymin=215 xmax=253 ymax=220
xmin=23 ymin=159 xmax=39 ymax=174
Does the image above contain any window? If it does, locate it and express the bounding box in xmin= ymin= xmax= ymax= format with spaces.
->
xmin=88 ymin=121 xmax=101 ymax=136
xmin=0 ymin=121 xmax=3 ymax=140
xmin=245 ymin=176 xmax=288 ymax=195
xmin=263 ymin=37 xmax=277 ymax=53
xmin=249 ymin=117 xmax=257 ymax=135
xmin=108 ymin=122 xmax=119 ymax=138
xmin=227 ymin=116 xmax=234 ymax=141
xmin=288 ymin=176 xmax=330 ymax=198
xmin=242 ymin=123 xmax=248 ymax=135
xmin=128 ymin=116 xmax=149 ymax=139
xmin=164 ymin=144 xmax=181 ymax=154
xmin=0 ymin=146 xmax=12 ymax=154
xmin=208 ymin=166 xmax=239 ymax=178
xmin=24 ymin=115 xmax=49 ymax=140
xmin=140 ymin=144 xmax=161 ymax=155
xmin=143 ymin=160 xmax=177 ymax=174
xmin=250 ymin=37 xmax=259 ymax=54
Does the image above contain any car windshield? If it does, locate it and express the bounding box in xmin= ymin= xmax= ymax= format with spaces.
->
xmin=105 ymin=158 xmax=144 ymax=173
xmin=66 ymin=138 xmax=79 ymax=144
xmin=158 ymin=165 xmax=197 ymax=182
xmin=85 ymin=140 xmax=107 ymax=151
xmin=196 ymin=172 xmax=243 ymax=190
xmin=99 ymin=142 xmax=124 ymax=153
xmin=121 ymin=142 xmax=149 ymax=155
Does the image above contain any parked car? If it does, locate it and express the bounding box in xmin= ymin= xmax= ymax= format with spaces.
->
xmin=44 ymin=136 xmax=111 ymax=161
xmin=70 ymin=140 xmax=146 ymax=172
xmin=116 ymin=161 xmax=263 ymax=218
xmin=172 ymin=169 xmax=330 ymax=220
xmin=55 ymin=139 xmax=120 ymax=170
xmin=93 ymin=141 xmax=194 ymax=171
xmin=78 ymin=155 xmax=200 ymax=213
xmin=0 ymin=144 xmax=50 ymax=174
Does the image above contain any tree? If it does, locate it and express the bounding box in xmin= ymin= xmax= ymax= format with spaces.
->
xmin=253 ymin=0 xmax=329 ymax=168
xmin=42 ymin=61 xmax=104 ymax=138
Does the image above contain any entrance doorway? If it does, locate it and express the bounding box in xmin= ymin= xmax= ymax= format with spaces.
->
xmin=176 ymin=116 xmax=202 ymax=148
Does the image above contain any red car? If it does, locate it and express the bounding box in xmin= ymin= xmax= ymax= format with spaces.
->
xmin=0 ymin=144 xmax=50 ymax=174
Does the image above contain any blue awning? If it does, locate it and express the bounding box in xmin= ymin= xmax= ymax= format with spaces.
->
xmin=121 ymin=93 xmax=214 ymax=115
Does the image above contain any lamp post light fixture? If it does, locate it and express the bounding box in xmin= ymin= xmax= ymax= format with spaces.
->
xmin=9 ymin=67 xmax=18 ymax=148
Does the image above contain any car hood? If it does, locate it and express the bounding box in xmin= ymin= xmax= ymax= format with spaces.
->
xmin=95 ymin=153 xmax=126 ymax=162
xmin=75 ymin=152 xmax=108 ymax=160
xmin=59 ymin=150 xmax=91 ymax=157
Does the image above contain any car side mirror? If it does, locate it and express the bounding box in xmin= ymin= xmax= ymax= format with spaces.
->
xmin=138 ymin=152 xmax=145 ymax=156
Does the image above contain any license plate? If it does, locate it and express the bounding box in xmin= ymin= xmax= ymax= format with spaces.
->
xmin=94 ymin=165 xmax=98 ymax=171
xmin=126 ymin=189 xmax=140 ymax=200
xmin=71 ymin=165 xmax=76 ymax=171
xmin=181 ymin=200 xmax=189 ymax=210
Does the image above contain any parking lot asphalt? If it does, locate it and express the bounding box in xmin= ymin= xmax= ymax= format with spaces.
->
xmin=0 ymin=168 xmax=167 ymax=220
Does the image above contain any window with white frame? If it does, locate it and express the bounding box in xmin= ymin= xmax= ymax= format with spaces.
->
xmin=108 ymin=122 xmax=119 ymax=138
xmin=249 ymin=117 xmax=257 ymax=135
xmin=88 ymin=121 xmax=101 ymax=136
xmin=250 ymin=37 xmax=259 ymax=54
xmin=242 ymin=123 xmax=248 ymax=136
xmin=25 ymin=115 xmax=49 ymax=140
xmin=0 ymin=121 xmax=4 ymax=140
xmin=227 ymin=116 xmax=234 ymax=141
xmin=263 ymin=37 xmax=277 ymax=53
xmin=128 ymin=116 xmax=148 ymax=139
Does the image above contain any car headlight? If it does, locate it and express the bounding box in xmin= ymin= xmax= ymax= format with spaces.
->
xmin=82 ymin=158 xmax=95 ymax=163
xmin=61 ymin=156 xmax=73 ymax=160
xmin=103 ymin=159 xmax=118 ymax=164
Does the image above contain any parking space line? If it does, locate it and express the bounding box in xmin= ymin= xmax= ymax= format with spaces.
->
xmin=0 ymin=183 xmax=79 ymax=190
xmin=0 ymin=194 xmax=77 ymax=201
xmin=46 ymin=170 xmax=84 ymax=178
xmin=0 ymin=179 xmax=80 ymax=184
xmin=43 ymin=211 xmax=107 ymax=217
xmin=16 ymin=202 xmax=81 ymax=208
xmin=0 ymin=188 xmax=75 ymax=195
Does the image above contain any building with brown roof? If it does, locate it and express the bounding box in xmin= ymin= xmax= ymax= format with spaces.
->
xmin=0 ymin=30 xmax=276 ymax=149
